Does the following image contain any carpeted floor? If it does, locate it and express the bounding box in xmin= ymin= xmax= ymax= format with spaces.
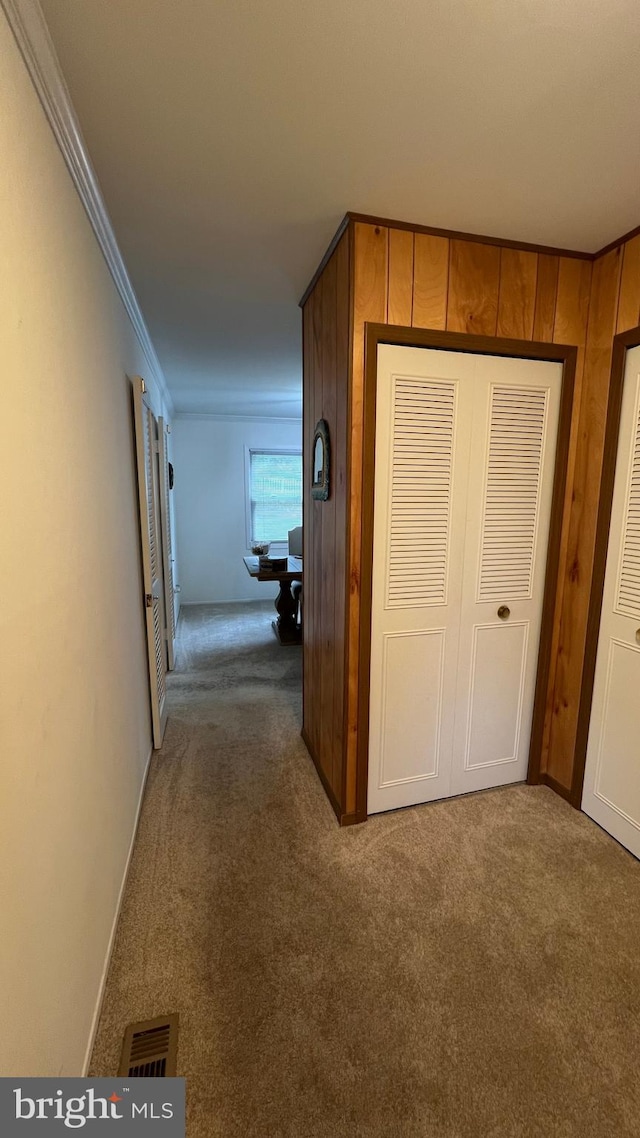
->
xmin=90 ymin=602 xmax=640 ymax=1137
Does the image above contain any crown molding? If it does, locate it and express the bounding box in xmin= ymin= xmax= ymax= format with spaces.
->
xmin=174 ymin=412 xmax=302 ymax=424
xmin=2 ymin=0 xmax=174 ymax=417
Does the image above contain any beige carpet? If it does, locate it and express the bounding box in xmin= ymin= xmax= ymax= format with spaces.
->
xmin=90 ymin=602 xmax=640 ymax=1137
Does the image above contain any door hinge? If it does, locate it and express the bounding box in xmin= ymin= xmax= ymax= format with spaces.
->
xmin=145 ymin=593 xmax=153 ymax=608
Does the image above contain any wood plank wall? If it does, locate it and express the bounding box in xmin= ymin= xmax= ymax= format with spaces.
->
xmin=546 ymin=234 xmax=640 ymax=797
xmin=347 ymin=221 xmax=592 ymax=813
xmin=301 ymin=231 xmax=351 ymax=821
xmin=302 ymin=216 xmax=640 ymax=823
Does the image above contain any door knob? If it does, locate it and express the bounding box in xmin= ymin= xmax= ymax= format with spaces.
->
xmin=497 ymin=605 xmax=511 ymax=620
xmin=636 ymin=628 xmax=640 ymax=645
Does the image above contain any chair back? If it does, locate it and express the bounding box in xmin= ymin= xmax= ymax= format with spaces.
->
xmin=288 ymin=526 xmax=303 ymax=556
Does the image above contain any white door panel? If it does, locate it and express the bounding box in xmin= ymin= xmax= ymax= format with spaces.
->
xmin=368 ymin=346 xmax=562 ymax=814
xmin=462 ymin=620 xmax=528 ymax=770
xmin=582 ymin=345 xmax=640 ymax=857
xmin=377 ymin=630 xmax=445 ymax=787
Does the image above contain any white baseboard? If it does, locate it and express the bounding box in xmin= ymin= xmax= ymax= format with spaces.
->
xmin=81 ymin=745 xmax=153 ymax=1075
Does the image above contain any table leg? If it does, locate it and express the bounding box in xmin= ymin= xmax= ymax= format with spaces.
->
xmin=272 ymin=579 xmax=301 ymax=645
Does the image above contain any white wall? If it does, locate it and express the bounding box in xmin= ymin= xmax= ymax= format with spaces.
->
xmin=0 ymin=11 xmax=169 ymax=1075
xmin=173 ymin=416 xmax=302 ymax=603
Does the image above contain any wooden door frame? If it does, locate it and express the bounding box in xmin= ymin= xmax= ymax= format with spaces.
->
xmin=355 ymin=324 xmax=578 ymax=821
xmin=570 ymin=324 xmax=640 ymax=807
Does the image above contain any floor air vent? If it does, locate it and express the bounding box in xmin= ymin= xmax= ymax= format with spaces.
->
xmin=118 ymin=1014 xmax=179 ymax=1077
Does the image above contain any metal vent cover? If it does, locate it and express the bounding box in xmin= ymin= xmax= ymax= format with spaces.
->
xmin=118 ymin=1013 xmax=179 ymax=1078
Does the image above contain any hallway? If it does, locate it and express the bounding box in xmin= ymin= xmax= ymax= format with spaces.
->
xmin=90 ymin=604 xmax=640 ymax=1137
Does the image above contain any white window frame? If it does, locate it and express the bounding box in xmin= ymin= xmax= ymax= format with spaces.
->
xmin=244 ymin=446 xmax=302 ymax=553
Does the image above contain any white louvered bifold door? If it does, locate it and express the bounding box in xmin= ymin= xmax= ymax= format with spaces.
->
xmin=158 ymin=417 xmax=175 ymax=671
xmin=134 ymin=377 xmax=168 ymax=749
xmin=582 ymin=344 xmax=640 ymax=858
xmin=368 ymin=347 xmax=476 ymax=813
xmin=368 ymin=347 xmax=562 ymax=815
xmin=450 ymin=355 xmax=561 ymax=796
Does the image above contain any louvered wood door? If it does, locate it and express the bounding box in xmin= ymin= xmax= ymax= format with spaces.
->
xmin=582 ymin=344 xmax=640 ymax=858
xmin=158 ymin=417 xmax=175 ymax=671
xmin=368 ymin=346 xmax=561 ymax=815
xmin=134 ymin=378 xmax=168 ymax=749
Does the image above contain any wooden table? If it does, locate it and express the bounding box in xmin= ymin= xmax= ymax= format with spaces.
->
xmin=243 ymin=555 xmax=303 ymax=645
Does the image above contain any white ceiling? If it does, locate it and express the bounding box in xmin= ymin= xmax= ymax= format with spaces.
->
xmin=39 ymin=0 xmax=640 ymax=417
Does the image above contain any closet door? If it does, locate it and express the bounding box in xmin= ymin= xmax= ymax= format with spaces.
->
xmin=134 ymin=377 xmax=168 ymax=749
xmin=158 ymin=417 xmax=176 ymax=671
xmin=582 ymin=344 xmax=640 ymax=858
xmin=368 ymin=346 xmax=562 ymax=816
xmin=367 ymin=346 xmax=475 ymax=814
xmin=450 ymin=355 xmax=562 ymax=795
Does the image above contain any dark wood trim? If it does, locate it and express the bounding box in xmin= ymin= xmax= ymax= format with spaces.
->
xmin=539 ymin=771 xmax=573 ymax=803
xmin=341 ymin=220 xmax=357 ymax=816
xmin=346 ymin=212 xmax=592 ymax=262
xmin=527 ymin=343 xmax=577 ymax=786
xmin=354 ymin=319 xmax=379 ymax=822
xmin=340 ymin=812 xmax=362 ymax=827
xmin=363 ymin=324 xmax=579 ymax=362
xmin=595 ymin=223 xmax=640 ymax=260
xmin=570 ymin=324 xmax=640 ymax=806
xmin=299 ymin=215 xmax=350 ymax=308
xmin=357 ymin=324 xmax=578 ymax=821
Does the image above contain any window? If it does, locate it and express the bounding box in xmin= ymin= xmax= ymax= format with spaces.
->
xmin=247 ymin=449 xmax=302 ymax=544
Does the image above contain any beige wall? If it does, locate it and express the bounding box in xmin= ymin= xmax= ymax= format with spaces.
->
xmin=0 ymin=11 xmax=167 ymax=1075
